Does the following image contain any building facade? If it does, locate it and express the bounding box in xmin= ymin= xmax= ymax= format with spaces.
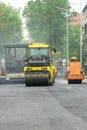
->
xmin=69 ymin=14 xmax=81 ymax=26
xmin=82 ymin=4 xmax=87 ymax=74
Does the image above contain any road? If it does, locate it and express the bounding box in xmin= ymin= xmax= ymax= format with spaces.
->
xmin=0 ymin=77 xmax=87 ymax=130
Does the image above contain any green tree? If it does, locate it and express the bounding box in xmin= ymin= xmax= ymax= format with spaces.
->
xmin=0 ymin=3 xmax=22 ymax=47
xmin=23 ymin=0 xmax=70 ymax=53
xmin=68 ymin=25 xmax=80 ymax=60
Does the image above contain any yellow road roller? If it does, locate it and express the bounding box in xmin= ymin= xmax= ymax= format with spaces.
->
xmin=24 ymin=42 xmax=56 ymax=86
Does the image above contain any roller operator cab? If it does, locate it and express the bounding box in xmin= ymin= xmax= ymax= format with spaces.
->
xmin=66 ymin=55 xmax=85 ymax=84
xmin=24 ymin=43 xmax=56 ymax=86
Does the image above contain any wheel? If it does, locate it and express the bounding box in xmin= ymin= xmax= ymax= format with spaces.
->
xmin=68 ymin=80 xmax=72 ymax=84
xmin=79 ymin=80 xmax=82 ymax=84
xmin=25 ymin=80 xmax=29 ymax=87
xmin=77 ymin=80 xmax=82 ymax=84
xmin=68 ymin=80 xmax=82 ymax=84
xmin=49 ymin=78 xmax=55 ymax=86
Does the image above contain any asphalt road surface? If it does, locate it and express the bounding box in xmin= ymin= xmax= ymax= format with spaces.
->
xmin=0 ymin=77 xmax=87 ymax=130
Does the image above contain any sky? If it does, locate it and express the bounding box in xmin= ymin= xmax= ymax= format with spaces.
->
xmin=0 ymin=0 xmax=29 ymax=10
xmin=0 ymin=0 xmax=87 ymax=13
xmin=69 ymin=0 xmax=87 ymax=12
xmin=0 ymin=0 xmax=86 ymax=41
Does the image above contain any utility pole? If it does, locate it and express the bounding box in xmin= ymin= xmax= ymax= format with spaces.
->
xmin=80 ymin=0 xmax=83 ymax=68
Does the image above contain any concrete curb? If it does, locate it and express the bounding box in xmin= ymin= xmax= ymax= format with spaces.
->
xmin=82 ymin=79 xmax=87 ymax=84
xmin=82 ymin=76 xmax=87 ymax=84
xmin=0 ymin=77 xmax=25 ymax=84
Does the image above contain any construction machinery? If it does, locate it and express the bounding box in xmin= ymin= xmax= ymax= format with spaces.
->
xmin=66 ymin=54 xmax=85 ymax=84
xmin=24 ymin=42 xmax=56 ymax=86
xmin=0 ymin=43 xmax=28 ymax=84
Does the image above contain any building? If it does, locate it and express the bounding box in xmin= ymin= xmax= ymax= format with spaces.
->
xmin=69 ymin=14 xmax=81 ymax=26
xmin=82 ymin=4 xmax=87 ymax=42
xmin=82 ymin=4 xmax=87 ymax=74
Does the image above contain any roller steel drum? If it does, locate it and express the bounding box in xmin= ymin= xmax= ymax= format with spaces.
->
xmin=25 ymin=71 xmax=49 ymax=86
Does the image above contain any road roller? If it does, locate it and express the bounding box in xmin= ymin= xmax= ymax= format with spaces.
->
xmin=0 ymin=43 xmax=28 ymax=84
xmin=66 ymin=54 xmax=85 ymax=84
xmin=24 ymin=42 xmax=56 ymax=86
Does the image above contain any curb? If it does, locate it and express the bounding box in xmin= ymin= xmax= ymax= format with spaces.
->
xmin=82 ymin=76 xmax=87 ymax=84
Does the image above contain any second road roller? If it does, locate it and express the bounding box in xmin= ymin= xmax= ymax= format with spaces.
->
xmin=66 ymin=53 xmax=85 ymax=84
xmin=24 ymin=42 xmax=57 ymax=86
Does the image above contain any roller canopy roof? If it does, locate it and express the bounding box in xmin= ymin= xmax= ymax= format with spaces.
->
xmin=3 ymin=43 xmax=28 ymax=48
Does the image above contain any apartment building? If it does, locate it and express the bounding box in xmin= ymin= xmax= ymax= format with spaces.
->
xmin=83 ymin=4 xmax=87 ymax=42
xmin=69 ymin=14 xmax=81 ymax=26
xmin=82 ymin=4 xmax=87 ymax=74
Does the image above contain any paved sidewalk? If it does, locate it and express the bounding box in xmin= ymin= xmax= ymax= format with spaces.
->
xmin=82 ymin=76 xmax=87 ymax=84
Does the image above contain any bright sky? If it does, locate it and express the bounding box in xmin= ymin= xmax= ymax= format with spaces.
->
xmin=69 ymin=0 xmax=87 ymax=12
xmin=0 ymin=0 xmax=87 ymax=13
xmin=0 ymin=0 xmax=29 ymax=10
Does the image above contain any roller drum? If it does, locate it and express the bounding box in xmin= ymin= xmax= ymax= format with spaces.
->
xmin=25 ymin=71 xmax=49 ymax=86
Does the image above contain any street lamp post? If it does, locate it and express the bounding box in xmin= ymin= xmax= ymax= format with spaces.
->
xmin=56 ymin=7 xmax=69 ymax=67
xmin=66 ymin=11 xmax=69 ymax=67
xmin=80 ymin=0 xmax=83 ymax=68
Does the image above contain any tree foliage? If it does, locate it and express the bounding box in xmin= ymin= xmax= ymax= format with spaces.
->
xmin=68 ymin=25 xmax=80 ymax=60
xmin=23 ymin=0 xmax=70 ymax=52
xmin=0 ymin=3 xmax=22 ymax=46
xmin=23 ymin=0 xmax=81 ymax=60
